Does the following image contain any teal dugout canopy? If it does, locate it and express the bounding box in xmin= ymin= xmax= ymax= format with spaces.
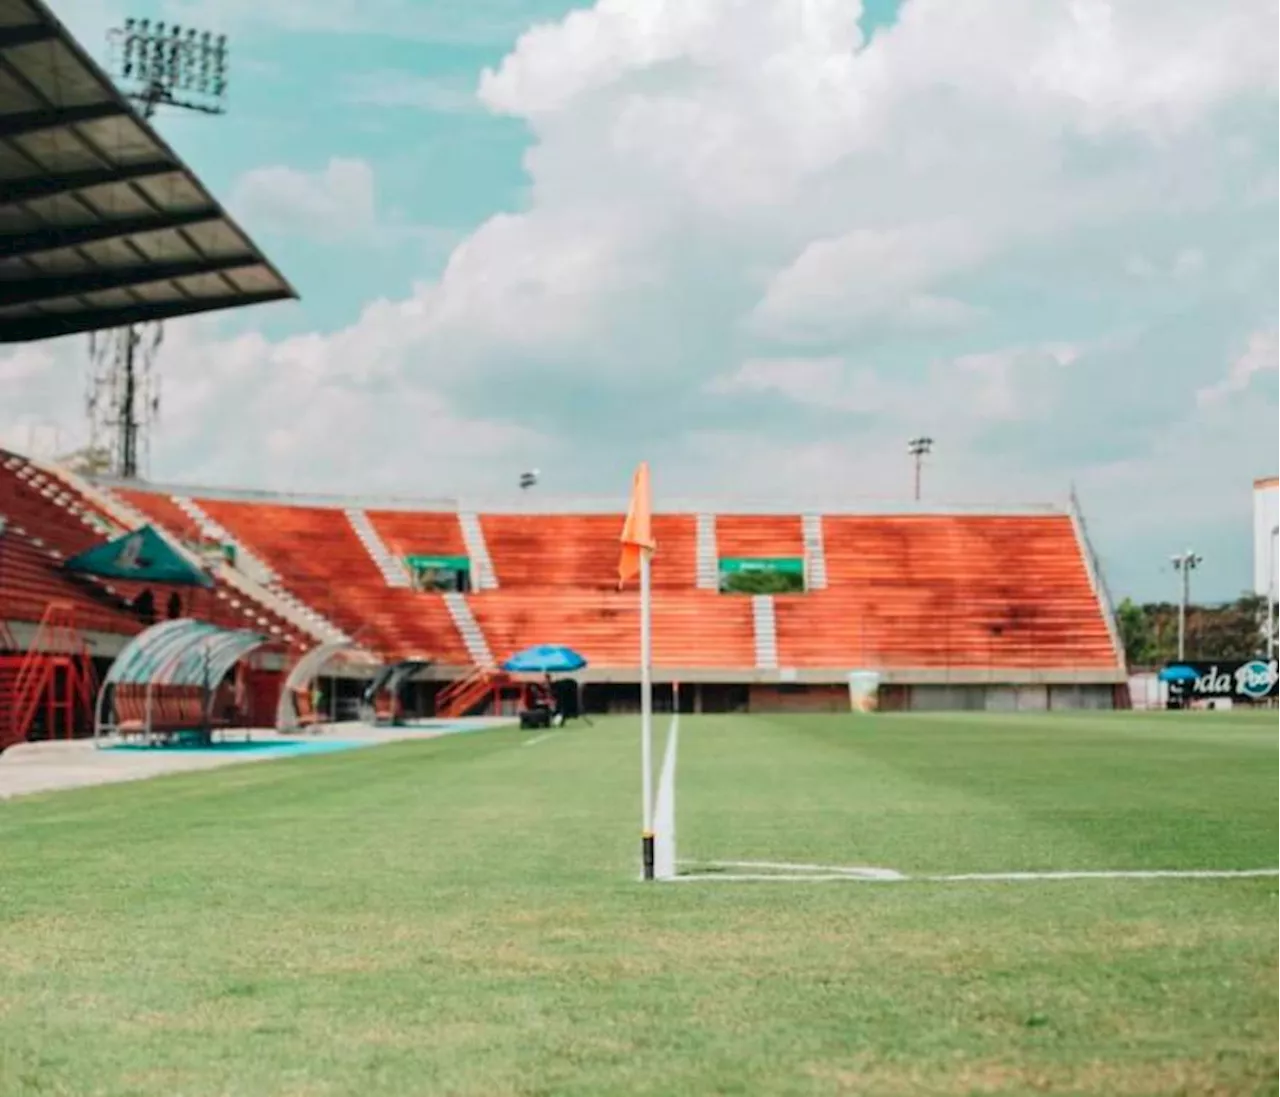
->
xmin=104 ymin=618 xmax=265 ymax=688
xmin=95 ymin=618 xmax=268 ymax=741
xmin=66 ymin=525 xmax=214 ymax=587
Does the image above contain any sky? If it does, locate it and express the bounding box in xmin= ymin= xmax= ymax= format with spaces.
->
xmin=1 ymin=0 xmax=1276 ymax=604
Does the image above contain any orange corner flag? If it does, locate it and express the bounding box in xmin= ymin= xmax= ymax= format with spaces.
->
xmin=618 ymin=461 xmax=656 ymax=588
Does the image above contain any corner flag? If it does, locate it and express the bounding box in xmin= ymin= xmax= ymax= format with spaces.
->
xmin=618 ymin=461 xmax=655 ymax=589
xmin=619 ymin=461 xmax=658 ymax=879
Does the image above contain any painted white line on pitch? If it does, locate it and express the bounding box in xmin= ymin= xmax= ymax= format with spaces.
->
xmin=522 ymin=732 xmax=561 ymax=747
xmin=920 ymin=868 xmax=1280 ymax=883
xmin=653 ymin=712 xmax=679 ymax=880
xmin=669 ymin=863 xmax=1278 ymax=884
xmin=685 ymin=859 xmax=906 ymax=880
xmin=670 ymin=873 xmax=907 ymax=883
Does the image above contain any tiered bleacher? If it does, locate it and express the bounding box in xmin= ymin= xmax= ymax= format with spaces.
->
xmin=63 ymin=476 xmax=1125 ymax=713
xmin=1 ymin=445 xmax=1127 ymax=723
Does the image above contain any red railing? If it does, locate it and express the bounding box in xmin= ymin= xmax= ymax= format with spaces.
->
xmin=5 ymin=600 xmax=95 ymax=749
xmin=437 ymin=666 xmax=508 ymax=718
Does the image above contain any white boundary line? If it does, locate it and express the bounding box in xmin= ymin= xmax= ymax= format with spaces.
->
xmin=670 ymin=859 xmax=1279 ymax=884
xmin=653 ymin=711 xmax=679 ymax=880
xmin=522 ymin=732 xmax=561 ymax=747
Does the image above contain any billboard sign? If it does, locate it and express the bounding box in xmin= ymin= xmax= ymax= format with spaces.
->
xmin=1164 ymin=660 xmax=1278 ymax=702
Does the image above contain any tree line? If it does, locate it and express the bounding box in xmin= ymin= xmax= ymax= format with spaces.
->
xmin=1116 ymin=594 xmax=1274 ymax=668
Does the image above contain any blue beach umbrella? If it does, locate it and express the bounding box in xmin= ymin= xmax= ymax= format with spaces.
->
xmin=1158 ymin=665 xmax=1198 ymax=683
xmin=502 ymin=644 xmax=588 ymax=674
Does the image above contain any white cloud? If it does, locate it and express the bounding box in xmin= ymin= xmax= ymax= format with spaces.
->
xmin=0 ymin=319 xmax=547 ymax=495
xmin=749 ymin=223 xmax=988 ymax=340
xmin=708 ymin=341 xmax=1084 ymax=425
xmin=230 ymin=158 xmax=378 ymax=242
xmin=1196 ymin=330 xmax=1279 ymax=407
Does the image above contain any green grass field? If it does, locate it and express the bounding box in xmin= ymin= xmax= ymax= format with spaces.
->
xmin=1 ymin=711 xmax=1276 ymax=1096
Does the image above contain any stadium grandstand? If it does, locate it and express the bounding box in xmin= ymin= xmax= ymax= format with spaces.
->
xmin=4 ymin=443 xmax=1129 ymax=745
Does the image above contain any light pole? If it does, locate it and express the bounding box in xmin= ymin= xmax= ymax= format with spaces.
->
xmin=88 ymin=18 xmax=231 ymax=480
xmin=1170 ymin=550 xmax=1202 ymax=661
xmin=908 ymin=437 xmax=933 ymax=502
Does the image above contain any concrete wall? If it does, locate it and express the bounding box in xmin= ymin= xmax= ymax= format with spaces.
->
xmin=1254 ymin=478 xmax=1278 ymax=598
xmin=471 ymin=678 xmax=1123 ymax=716
xmin=908 ymin=683 xmax=1115 ymax=712
xmin=748 ymin=685 xmax=847 ymax=713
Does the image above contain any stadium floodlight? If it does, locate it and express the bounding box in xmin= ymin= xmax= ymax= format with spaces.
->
xmin=88 ymin=18 xmax=232 ymax=480
xmin=907 ymin=436 xmax=933 ymax=501
xmin=1170 ymin=550 xmax=1203 ymax=661
xmin=108 ymin=18 xmax=229 ymax=119
xmin=519 ymin=469 xmax=540 ymax=491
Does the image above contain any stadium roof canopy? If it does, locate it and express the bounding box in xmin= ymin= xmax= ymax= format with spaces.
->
xmin=0 ymin=0 xmax=296 ymax=343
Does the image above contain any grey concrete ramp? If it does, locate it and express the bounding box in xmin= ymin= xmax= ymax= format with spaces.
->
xmin=0 ymin=718 xmax=516 ymax=801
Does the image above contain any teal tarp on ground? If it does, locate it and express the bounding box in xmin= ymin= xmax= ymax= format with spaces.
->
xmin=65 ymin=525 xmax=213 ymax=587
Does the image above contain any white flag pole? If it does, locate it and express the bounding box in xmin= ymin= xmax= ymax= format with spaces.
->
xmin=640 ymin=545 xmax=655 ymax=879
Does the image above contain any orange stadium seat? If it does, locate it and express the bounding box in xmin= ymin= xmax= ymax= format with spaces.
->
xmin=367 ymin=509 xmax=467 ymax=559
xmin=480 ymin=513 xmax=698 ymax=590
xmin=190 ymin=498 xmax=469 ymax=662
xmin=0 ymin=520 xmax=144 ymax=635
xmin=773 ymin=515 xmax=1116 ymax=670
xmin=468 ymin=588 xmax=754 ymax=669
xmin=0 ymin=453 xmax=301 ymax=644
xmin=114 ymin=487 xmax=205 ymax=543
xmin=7 ymin=446 xmax=1119 ymax=692
xmin=714 ymin=515 xmax=805 ymax=560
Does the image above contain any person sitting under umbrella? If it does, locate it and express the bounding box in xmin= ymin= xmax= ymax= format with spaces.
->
xmin=504 ymin=645 xmax=588 ymax=729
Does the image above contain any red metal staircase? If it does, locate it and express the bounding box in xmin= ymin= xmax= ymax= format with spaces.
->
xmin=436 ymin=667 xmax=510 ymax=719
xmin=2 ymin=600 xmax=96 ymax=751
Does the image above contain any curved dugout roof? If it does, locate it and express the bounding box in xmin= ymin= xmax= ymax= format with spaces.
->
xmin=106 ymin=617 xmax=266 ymax=687
xmin=0 ymin=0 xmax=296 ymax=343
xmin=276 ymin=639 xmax=377 ymax=730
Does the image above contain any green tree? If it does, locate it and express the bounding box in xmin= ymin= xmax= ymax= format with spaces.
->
xmin=1187 ymin=594 xmax=1267 ymax=660
xmin=720 ymin=569 xmax=805 ymax=595
xmin=1115 ymin=597 xmax=1154 ymax=666
xmin=1132 ymin=594 xmax=1269 ymax=664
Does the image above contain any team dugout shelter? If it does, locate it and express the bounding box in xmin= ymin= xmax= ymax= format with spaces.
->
xmin=0 ymin=0 xmax=296 ymax=343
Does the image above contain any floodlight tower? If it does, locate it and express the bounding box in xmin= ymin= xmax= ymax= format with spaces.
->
xmin=86 ymin=19 xmax=230 ymax=480
xmin=908 ymin=436 xmax=933 ymax=502
xmin=1171 ymin=549 xmax=1202 ymax=661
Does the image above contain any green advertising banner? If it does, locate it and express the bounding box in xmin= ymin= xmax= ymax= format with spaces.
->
xmin=405 ymin=555 xmax=471 ymax=571
xmin=717 ymin=557 xmax=805 ymax=576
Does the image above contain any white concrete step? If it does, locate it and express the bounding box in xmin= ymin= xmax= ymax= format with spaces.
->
xmin=695 ymin=512 xmax=718 ymax=590
xmin=443 ymin=592 xmax=495 ymax=668
xmin=752 ymin=594 xmax=778 ymax=670
xmin=170 ymin=495 xmax=348 ymax=644
xmin=458 ymin=511 xmax=499 ymax=590
xmin=802 ymin=512 xmax=828 ymax=591
xmin=345 ymin=508 xmax=411 ymax=588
